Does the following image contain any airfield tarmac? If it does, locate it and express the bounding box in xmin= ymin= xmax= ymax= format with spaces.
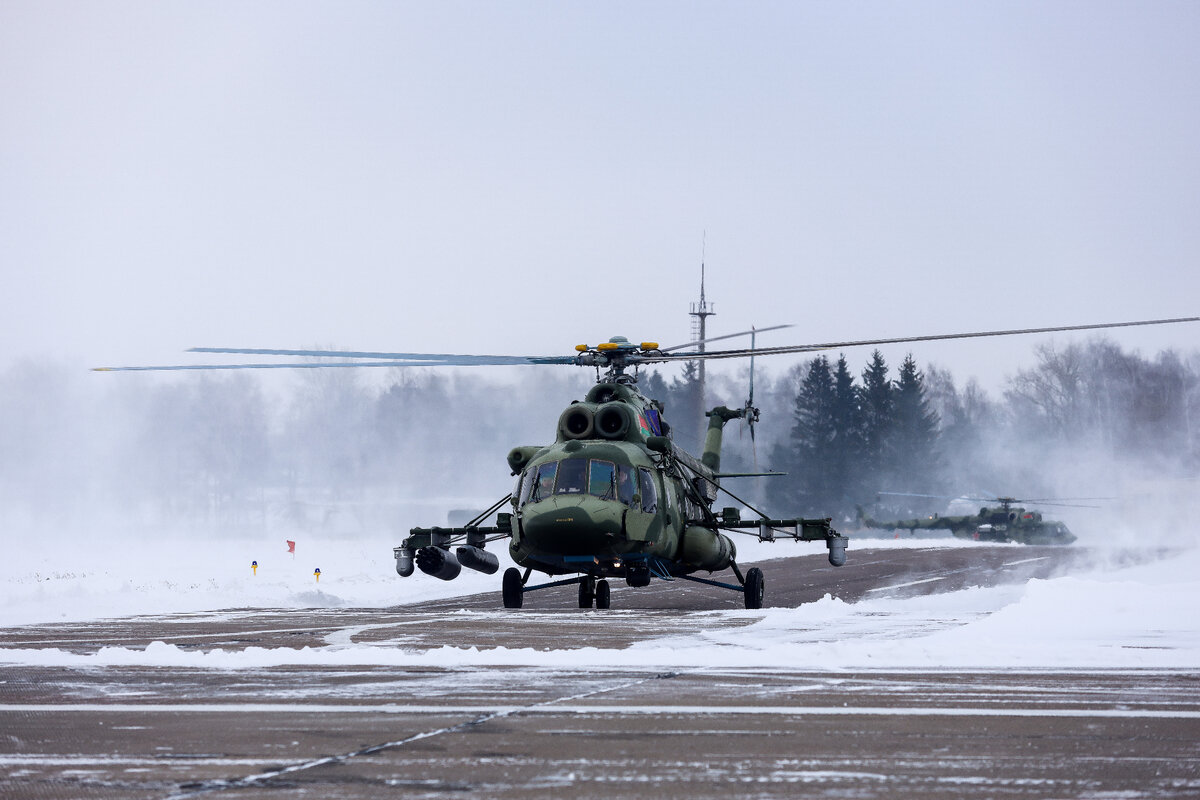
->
xmin=1 ymin=545 xmax=1198 ymax=799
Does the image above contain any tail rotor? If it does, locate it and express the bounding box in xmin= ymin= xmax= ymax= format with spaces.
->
xmin=743 ymin=326 xmax=761 ymax=470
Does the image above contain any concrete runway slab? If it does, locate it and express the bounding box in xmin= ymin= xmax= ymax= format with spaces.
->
xmin=2 ymin=545 xmax=1198 ymax=798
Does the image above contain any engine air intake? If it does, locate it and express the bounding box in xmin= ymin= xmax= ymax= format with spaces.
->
xmin=558 ymin=406 xmax=594 ymax=439
xmin=595 ymin=404 xmax=630 ymax=439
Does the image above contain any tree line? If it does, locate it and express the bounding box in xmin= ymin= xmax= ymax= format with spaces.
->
xmin=1 ymin=338 xmax=1196 ymax=536
xmin=763 ymin=351 xmax=939 ymax=520
xmin=749 ymin=341 xmax=1200 ymax=523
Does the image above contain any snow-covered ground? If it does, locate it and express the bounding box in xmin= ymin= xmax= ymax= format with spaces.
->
xmin=4 ymin=531 xmax=485 ymax=627
xmin=4 ymin=530 xmax=1199 ymax=672
xmin=1 ymin=527 xmax=964 ymax=627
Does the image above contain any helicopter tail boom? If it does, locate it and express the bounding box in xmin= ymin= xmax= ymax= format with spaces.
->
xmin=701 ymin=405 xmax=754 ymax=473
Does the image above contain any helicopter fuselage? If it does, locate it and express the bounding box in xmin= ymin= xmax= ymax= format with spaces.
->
xmin=861 ymin=504 xmax=1076 ymax=545
xmin=504 ymin=381 xmax=737 ymax=580
xmin=512 ymin=442 xmax=677 ymax=574
xmin=394 ymin=339 xmax=847 ymax=608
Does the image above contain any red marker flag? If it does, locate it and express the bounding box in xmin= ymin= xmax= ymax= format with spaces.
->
xmin=286 ymin=540 xmax=296 ymax=554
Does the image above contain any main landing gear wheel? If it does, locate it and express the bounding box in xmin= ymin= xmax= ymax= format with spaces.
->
xmin=502 ymin=567 xmax=524 ymax=609
xmin=595 ymin=579 xmax=611 ymax=609
xmin=743 ymin=567 xmax=764 ymax=610
xmin=578 ymin=576 xmax=595 ymax=608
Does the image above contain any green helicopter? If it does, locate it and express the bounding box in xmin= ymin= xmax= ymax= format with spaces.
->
xmin=95 ymin=315 xmax=1198 ymax=608
xmin=858 ymin=493 xmax=1094 ymax=545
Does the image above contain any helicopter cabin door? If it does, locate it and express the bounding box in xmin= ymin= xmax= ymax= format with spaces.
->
xmin=623 ymin=466 xmax=660 ymax=543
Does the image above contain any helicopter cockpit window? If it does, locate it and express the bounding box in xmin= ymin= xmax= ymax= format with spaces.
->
xmin=638 ymin=468 xmax=658 ymax=513
xmin=518 ymin=467 xmax=535 ymax=507
xmin=555 ymin=458 xmax=587 ymax=495
xmin=588 ymin=459 xmax=616 ymax=499
xmin=530 ymin=462 xmax=557 ymax=503
xmin=617 ymin=464 xmax=636 ymax=506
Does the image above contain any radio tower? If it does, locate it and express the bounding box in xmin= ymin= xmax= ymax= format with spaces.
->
xmin=689 ymin=240 xmax=715 ymax=414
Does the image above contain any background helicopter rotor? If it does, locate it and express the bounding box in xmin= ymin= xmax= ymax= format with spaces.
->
xmin=875 ymin=491 xmax=1111 ymax=510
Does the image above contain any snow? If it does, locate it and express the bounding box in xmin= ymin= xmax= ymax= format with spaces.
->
xmin=2 ymin=533 xmax=493 ymax=627
xmin=0 ymin=528 xmax=961 ymax=628
xmin=3 ymin=528 xmax=1199 ymax=672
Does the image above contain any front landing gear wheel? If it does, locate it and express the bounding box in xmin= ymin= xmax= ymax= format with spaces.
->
xmin=578 ymin=576 xmax=595 ymax=608
xmin=595 ymin=579 xmax=611 ymax=609
xmin=743 ymin=567 xmax=764 ymax=610
xmin=502 ymin=567 xmax=524 ymax=609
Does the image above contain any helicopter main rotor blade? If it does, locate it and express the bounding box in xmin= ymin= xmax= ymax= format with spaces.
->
xmin=95 ymin=348 xmax=579 ymax=371
xmin=1022 ymin=501 xmax=1104 ymax=509
xmin=95 ymin=315 xmax=1196 ymax=373
xmin=93 ymin=359 xmax=534 ymax=372
xmin=639 ymin=316 xmax=1200 ymax=364
xmin=658 ymin=323 xmax=793 ymax=354
xmin=188 ymin=347 xmax=573 ymax=366
xmin=874 ymin=491 xmax=1107 ymax=509
xmin=1019 ymin=497 xmax=1115 ymax=502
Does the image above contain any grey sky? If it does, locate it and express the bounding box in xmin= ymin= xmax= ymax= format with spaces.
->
xmin=3 ymin=2 xmax=1198 ymax=390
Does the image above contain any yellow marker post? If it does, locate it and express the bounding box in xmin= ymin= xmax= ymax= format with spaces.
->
xmin=251 ymin=560 xmax=258 ymax=576
xmin=314 ymin=568 xmax=321 ymax=583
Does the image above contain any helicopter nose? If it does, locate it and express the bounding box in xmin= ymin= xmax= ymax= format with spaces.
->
xmin=521 ymin=497 xmax=623 ymax=555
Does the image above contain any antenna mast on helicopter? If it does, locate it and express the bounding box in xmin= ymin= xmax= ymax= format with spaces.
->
xmin=689 ymin=235 xmax=716 ymax=413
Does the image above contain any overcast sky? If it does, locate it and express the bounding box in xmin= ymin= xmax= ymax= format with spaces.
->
xmin=3 ymin=1 xmax=1198 ymax=392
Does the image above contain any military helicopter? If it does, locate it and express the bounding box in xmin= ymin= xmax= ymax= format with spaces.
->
xmin=857 ymin=493 xmax=1101 ymax=545
xmin=95 ymin=314 xmax=1198 ymax=609
xmin=398 ymin=334 xmax=844 ymax=612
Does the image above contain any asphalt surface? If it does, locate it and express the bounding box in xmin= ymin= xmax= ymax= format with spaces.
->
xmin=2 ymin=544 xmax=1198 ymax=799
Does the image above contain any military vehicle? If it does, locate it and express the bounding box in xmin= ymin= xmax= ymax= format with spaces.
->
xmin=858 ymin=494 xmax=1095 ymax=545
xmin=96 ymin=315 xmax=1197 ymax=608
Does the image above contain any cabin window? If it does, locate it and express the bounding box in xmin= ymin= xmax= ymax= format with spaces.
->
xmin=530 ymin=462 xmax=557 ymax=503
xmin=638 ymin=468 xmax=658 ymax=513
xmin=617 ymin=464 xmax=637 ymax=506
xmin=589 ymin=459 xmax=616 ymax=499
xmin=517 ymin=467 xmax=535 ymax=507
xmin=555 ymin=458 xmax=587 ymax=495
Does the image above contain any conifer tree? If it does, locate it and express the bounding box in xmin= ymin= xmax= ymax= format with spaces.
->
xmin=829 ymin=354 xmax=865 ymax=511
xmin=772 ymin=356 xmax=838 ymax=512
xmin=640 ymin=370 xmax=670 ymax=407
xmin=858 ymin=350 xmax=894 ymax=492
xmin=890 ymin=353 xmax=941 ymax=492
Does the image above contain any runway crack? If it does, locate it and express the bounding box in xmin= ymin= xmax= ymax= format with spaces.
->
xmin=162 ymin=670 xmax=683 ymax=798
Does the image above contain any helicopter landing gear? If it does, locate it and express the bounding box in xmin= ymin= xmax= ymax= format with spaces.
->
xmin=595 ymin=579 xmax=611 ymax=609
xmin=502 ymin=567 xmax=524 ymax=609
xmin=743 ymin=567 xmax=764 ymax=610
xmin=578 ymin=576 xmax=611 ymax=609
xmin=578 ymin=576 xmax=596 ymax=608
xmin=506 ymin=570 xmax=613 ymax=610
xmin=673 ymin=559 xmax=764 ymax=609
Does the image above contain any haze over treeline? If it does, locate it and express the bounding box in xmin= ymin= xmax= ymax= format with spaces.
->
xmin=639 ymin=340 xmax=1200 ymax=533
xmin=1 ymin=338 xmax=1197 ymax=541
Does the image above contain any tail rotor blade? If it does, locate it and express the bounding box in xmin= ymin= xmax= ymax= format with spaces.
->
xmin=747 ymin=326 xmax=756 ymax=408
xmin=749 ymin=417 xmax=759 ymax=472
